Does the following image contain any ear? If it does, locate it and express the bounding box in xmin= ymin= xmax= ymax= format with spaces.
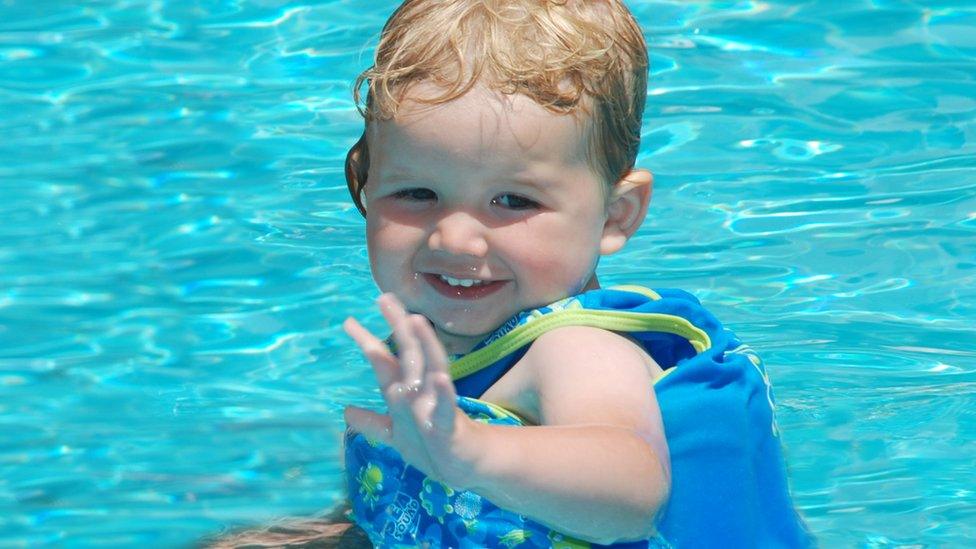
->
xmin=600 ymin=169 xmax=653 ymax=255
xmin=345 ymin=131 xmax=370 ymax=217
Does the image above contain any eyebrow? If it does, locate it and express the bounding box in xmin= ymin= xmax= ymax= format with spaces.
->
xmin=504 ymin=176 xmax=551 ymax=194
xmin=375 ymin=165 xmax=559 ymax=191
xmin=374 ymin=167 xmax=427 ymax=183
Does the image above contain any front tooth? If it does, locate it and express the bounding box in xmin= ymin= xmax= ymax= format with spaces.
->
xmin=441 ymin=275 xmax=480 ymax=287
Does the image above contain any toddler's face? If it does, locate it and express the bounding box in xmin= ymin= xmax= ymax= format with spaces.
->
xmin=364 ymin=84 xmax=618 ymax=354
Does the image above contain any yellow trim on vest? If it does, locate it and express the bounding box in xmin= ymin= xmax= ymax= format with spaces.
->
xmin=609 ymin=285 xmax=662 ymax=300
xmin=477 ymin=399 xmax=526 ymax=422
xmin=450 ymin=308 xmax=712 ymax=380
xmin=652 ymin=365 xmax=679 ymax=385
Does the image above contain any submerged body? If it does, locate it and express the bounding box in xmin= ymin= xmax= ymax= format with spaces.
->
xmin=346 ymin=287 xmax=813 ymax=547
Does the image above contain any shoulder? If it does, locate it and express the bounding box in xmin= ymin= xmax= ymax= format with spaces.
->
xmin=525 ymin=325 xmax=659 ymax=375
xmin=519 ymin=325 xmax=663 ymax=428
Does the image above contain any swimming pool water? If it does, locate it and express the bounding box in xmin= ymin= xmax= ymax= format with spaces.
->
xmin=1 ymin=0 xmax=974 ymax=546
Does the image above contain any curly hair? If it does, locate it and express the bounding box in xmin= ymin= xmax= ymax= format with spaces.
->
xmin=345 ymin=0 xmax=649 ymax=215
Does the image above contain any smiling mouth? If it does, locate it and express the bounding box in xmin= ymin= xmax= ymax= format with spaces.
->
xmin=423 ymin=273 xmax=507 ymax=299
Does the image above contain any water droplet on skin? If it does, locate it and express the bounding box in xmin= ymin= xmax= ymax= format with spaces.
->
xmin=423 ymin=420 xmax=434 ymax=431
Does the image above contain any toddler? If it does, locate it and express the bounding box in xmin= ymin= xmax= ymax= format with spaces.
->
xmin=341 ymin=1 xmax=811 ymax=547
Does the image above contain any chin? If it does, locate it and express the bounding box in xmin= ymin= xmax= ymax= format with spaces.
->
xmin=429 ymin=316 xmax=498 ymax=346
xmin=434 ymin=318 xmax=495 ymax=339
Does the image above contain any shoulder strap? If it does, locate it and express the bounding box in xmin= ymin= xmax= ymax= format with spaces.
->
xmin=450 ymin=286 xmax=713 ymax=382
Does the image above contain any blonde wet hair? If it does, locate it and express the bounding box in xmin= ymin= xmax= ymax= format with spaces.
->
xmin=345 ymin=0 xmax=649 ymax=215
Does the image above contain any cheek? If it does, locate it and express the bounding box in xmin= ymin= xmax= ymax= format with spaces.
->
xmin=367 ymin=216 xmax=410 ymax=251
xmin=365 ymin=202 xmax=431 ymax=254
xmin=525 ymin=242 xmax=596 ymax=274
xmin=365 ymin=218 xmax=416 ymax=275
xmin=503 ymin=221 xmax=602 ymax=282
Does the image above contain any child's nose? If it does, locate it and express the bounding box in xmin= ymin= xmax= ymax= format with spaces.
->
xmin=427 ymin=211 xmax=489 ymax=258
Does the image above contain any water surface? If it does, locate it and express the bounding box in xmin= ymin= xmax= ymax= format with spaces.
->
xmin=1 ymin=1 xmax=974 ymax=546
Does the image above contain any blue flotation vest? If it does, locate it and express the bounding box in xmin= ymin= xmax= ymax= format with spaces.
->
xmin=345 ymin=286 xmax=813 ymax=548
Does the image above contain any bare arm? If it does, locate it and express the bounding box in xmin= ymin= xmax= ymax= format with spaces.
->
xmin=200 ymin=502 xmax=370 ymax=548
xmin=344 ymin=295 xmax=669 ymax=545
xmin=460 ymin=423 xmax=666 ymax=543
xmin=459 ymin=325 xmax=670 ymax=543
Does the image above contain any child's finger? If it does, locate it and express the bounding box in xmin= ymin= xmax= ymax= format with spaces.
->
xmin=412 ymin=314 xmax=450 ymax=377
xmin=343 ymin=317 xmax=399 ymax=388
xmin=429 ymin=372 xmax=458 ymax=433
xmin=410 ymin=316 xmax=457 ymax=431
xmin=344 ymin=405 xmax=393 ymax=445
xmin=378 ymin=293 xmax=424 ymax=386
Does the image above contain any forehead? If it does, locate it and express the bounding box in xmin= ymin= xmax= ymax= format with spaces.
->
xmin=367 ymin=82 xmax=592 ymax=173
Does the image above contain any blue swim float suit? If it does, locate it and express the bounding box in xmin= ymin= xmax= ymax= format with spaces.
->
xmin=345 ymin=286 xmax=814 ymax=548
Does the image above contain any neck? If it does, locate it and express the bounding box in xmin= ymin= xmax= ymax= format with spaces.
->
xmin=582 ymin=273 xmax=601 ymax=293
xmin=437 ymin=330 xmax=484 ymax=356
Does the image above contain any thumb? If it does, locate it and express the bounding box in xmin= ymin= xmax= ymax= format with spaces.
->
xmin=345 ymin=405 xmax=393 ymax=444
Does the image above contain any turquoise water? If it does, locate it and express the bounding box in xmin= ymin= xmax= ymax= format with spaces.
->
xmin=1 ymin=0 xmax=974 ymax=546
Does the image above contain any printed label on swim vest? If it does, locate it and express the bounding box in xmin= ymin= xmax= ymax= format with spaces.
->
xmin=382 ymin=491 xmax=421 ymax=542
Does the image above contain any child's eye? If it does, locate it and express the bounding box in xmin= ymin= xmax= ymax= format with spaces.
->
xmin=391 ymin=188 xmax=437 ymax=202
xmin=492 ymin=193 xmax=540 ymax=210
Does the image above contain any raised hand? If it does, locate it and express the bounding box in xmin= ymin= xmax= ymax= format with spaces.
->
xmin=343 ymin=293 xmax=480 ymax=487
